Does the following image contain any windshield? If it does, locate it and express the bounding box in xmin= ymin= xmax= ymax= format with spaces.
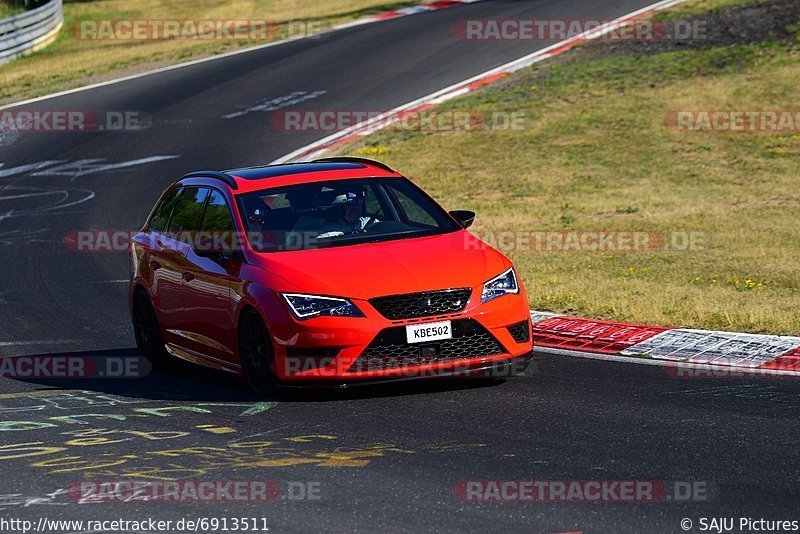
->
xmin=236 ymin=177 xmax=461 ymax=252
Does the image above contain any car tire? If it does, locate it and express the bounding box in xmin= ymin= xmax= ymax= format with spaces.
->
xmin=238 ymin=309 xmax=278 ymax=396
xmin=132 ymin=289 xmax=169 ymax=368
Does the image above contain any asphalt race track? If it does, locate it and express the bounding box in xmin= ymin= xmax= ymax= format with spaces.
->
xmin=1 ymin=0 xmax=798 ymax=532
xmin=2 ymin=354 xmax=800 ymax=532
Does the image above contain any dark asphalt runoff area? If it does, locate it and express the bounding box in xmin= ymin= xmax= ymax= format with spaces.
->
xmin=1 ymin=355 xmax=800 ymax=532
xmin=1 ymin=0 xmax=798 ymax=532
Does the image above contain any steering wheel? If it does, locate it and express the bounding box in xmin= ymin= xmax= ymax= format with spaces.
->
xmin=359 ymin=216 xmax=381 ymax=232
xmin=358 ymin=206 xmax=384 ymax=233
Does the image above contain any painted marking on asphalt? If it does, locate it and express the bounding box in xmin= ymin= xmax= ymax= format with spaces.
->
xmin=222 ymin=90 xmax=327 ymax=119
xmin=0 ymin=130 xmax=20 ymax=147
xmin=660 ymin=384 xmax=800 ymax=402
xmin=195 ymin=424 xmax=236 ymax=434
xmin=0 ymin=229 xmax=50 ymax=248
xmin=0 ymin=189 xmax=95 ymax=223
xmin=0 ymin=190 xmax=65 ymax=201
xmin=30 ymin=155 xmax=180 ymax=179
xmin=0 ymin=157 xmax=179 ymax=179
xmin=240 ymin=401 xmax=277 ymax=416
xmin=0 ymin=487 xmax=70 ymax=508
xmin=0 ymin=390 xmax=76 ymax=399
xmin=0 ymin=156 xmax=179 ymax=222
xmin=0 ymin=161 xmax=66 ymax=178
xmin=16 ymin=439 xmax=423 ymax=476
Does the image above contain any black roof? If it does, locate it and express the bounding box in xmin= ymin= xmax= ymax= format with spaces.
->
xmin=226 ymin=162 xmax=365 ymax=180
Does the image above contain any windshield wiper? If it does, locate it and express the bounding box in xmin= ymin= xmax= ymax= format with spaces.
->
xmin=321 ymin=229 xmax=435 ymax=246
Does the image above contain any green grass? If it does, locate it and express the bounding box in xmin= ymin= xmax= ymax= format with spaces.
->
xmin=654 ymin=0 xmax=767 ymax=20
xmin=337 ymin=3 xmax=800 ymax=334
xmin=0 ymin=1 xmax=25 ymax=18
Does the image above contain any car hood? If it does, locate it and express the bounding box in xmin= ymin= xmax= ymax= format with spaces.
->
xmin=255 ymin=230 xmax=509 ymax=299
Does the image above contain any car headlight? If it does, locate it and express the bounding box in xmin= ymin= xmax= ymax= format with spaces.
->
xmin=481 ymin=267 xmax=519 ymax=303
xmin=281 ymin=293 xmax=365 ymax=320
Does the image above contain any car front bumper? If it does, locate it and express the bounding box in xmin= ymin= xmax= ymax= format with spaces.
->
xmin=269 ymin=291 xmax=533 ymax=383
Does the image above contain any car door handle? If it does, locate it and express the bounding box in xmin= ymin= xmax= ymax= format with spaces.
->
xmin=182 ymin=272 xmax=195 ymax=282
xmin=149 ymin=261 xmax=162 ymax=271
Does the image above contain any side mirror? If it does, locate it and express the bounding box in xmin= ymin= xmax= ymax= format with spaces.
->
xmin=449 ymin=210 xmax=476 ymax=229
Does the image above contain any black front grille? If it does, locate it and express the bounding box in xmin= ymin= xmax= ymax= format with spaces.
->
xmin=348 ymin=319 xmax=503 ymax=372
xmin=369 ymin=288 xmax=472 ymax=320
xmin=507 ymin=319 xmax=531 ymax=343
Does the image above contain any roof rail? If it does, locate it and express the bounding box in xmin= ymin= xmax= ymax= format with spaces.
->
xmin=181 ymin=170 xmax=238 ymax=190
xmin=313 ymin=157 xmax=395 ymax=173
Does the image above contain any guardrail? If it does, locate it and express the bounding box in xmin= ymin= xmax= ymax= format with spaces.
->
xmin=0 ymin=0 xmax=63 ymax=65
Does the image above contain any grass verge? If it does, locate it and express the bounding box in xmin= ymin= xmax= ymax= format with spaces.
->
xmin=336 ymin=0 xmax=800 ymax=334
xmin=0 ymin=0 xmax=417 ymax=105
xmin=0 ymin=2 xmax=26 ymax=19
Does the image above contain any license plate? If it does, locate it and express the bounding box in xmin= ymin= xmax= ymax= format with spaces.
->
xmin=406 ymin=321 xmax=452 ymax=344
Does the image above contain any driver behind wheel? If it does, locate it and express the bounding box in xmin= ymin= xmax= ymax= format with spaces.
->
xmin=242 ymin=196 xmax=276 ymax=250
xmin=317 ymin=188 xmax=378 ymax=238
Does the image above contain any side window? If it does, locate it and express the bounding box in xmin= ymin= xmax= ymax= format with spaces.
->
xmin=149 ymin=189 xmax=181 ymax=232
xmin=391 ymin=187 xmax=438 ymax=227
xmin=201 ymin=190 xmax=235 ymax=232
xmin=166 ymin=187 xmax=209 ymax=239
xmin=365 ymin=186 xmax=382 ymax=216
